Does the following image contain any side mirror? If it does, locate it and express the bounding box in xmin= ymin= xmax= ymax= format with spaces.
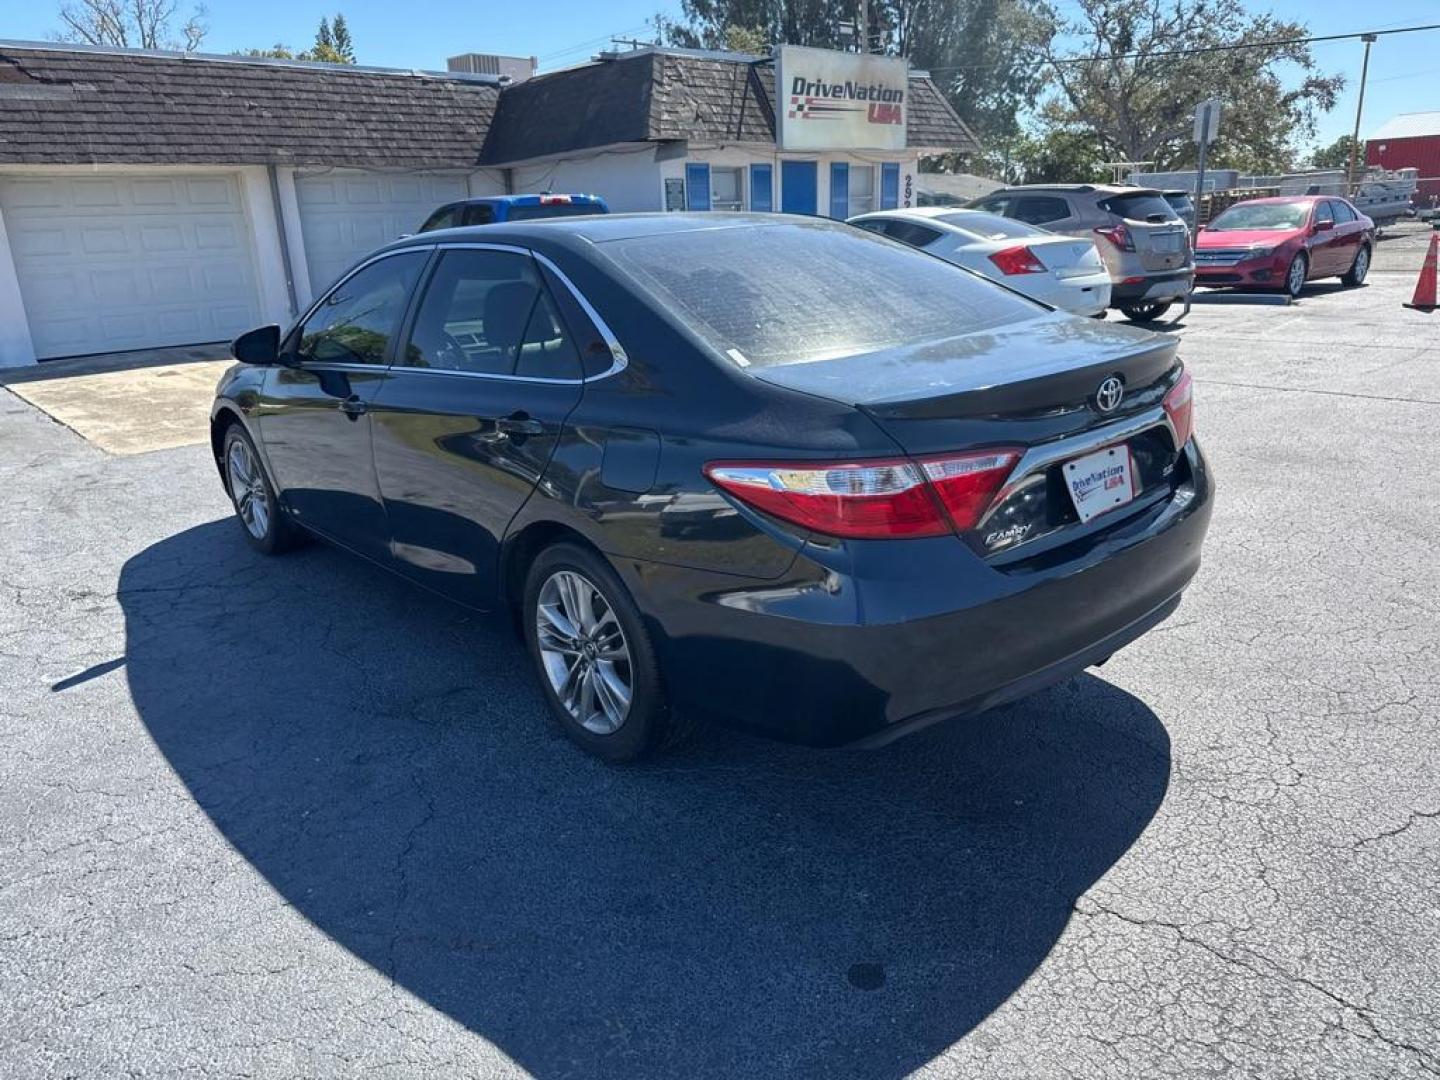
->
xmin=1312 ymin=219 xmax=1334 ymax=234
xmin=231 ymin=324 xmax=281 ymax=366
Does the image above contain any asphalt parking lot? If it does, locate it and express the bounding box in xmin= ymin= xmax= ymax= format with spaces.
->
xmin=2 ymin=227 xmax=1437 ymax=1078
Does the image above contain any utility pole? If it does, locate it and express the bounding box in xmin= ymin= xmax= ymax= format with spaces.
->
xmin=1346 ymin=33 xmax=1377 ymax=195
xmin=859 ymin=0 xmax=869 ymax=53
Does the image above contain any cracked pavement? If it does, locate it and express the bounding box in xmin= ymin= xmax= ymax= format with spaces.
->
xmin=2 ymin=234 xmax=1438 ymax=1078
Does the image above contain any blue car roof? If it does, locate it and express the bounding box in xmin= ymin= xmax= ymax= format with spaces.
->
xmin=468 ymin=194 xmax=605 ymax=205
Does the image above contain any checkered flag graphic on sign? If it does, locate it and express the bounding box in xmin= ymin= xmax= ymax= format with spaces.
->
xmin=788 ymin=96 xmax=808 ymax=120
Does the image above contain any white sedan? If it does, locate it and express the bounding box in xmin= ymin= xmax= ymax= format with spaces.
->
xmin=849 ymin=207 xmax=1112 ymax=317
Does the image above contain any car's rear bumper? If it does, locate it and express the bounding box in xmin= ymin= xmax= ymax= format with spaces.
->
xmin=1046 ymin=272 xmax=1112 ymax=316
xmin=617 ymin=440 xmax=1214 ymax=747
xmin=1110 ymin=269 xmax=1195 ymax=305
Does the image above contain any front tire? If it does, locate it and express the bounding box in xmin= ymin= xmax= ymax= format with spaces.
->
xmin=222 ymin=424 xmax=304 ymax=555
xmin=523 ymin=542 xmax=678 ymax=762
xmin=1119 ymin=300 xmax=1172 ymax=322
xmin=1341 ymin=244 xmax=1370 ymax=287
xmin=1284 ymin=252 xmax=1308 ymax=298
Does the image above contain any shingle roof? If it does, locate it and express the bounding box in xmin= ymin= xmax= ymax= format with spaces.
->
xmin=484 ymin=50 xmax=979 ymax=164
xmin=0 ymin=42 xmax=979 ymax=168
xmin=0 ymin=44 xmax=499 ymax=167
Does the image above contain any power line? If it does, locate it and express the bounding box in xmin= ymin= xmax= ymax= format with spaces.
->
xmin=537 ymin=23 xmax=654 ymax=64
xmin=923 ymin=22 xmax=1440 ymax=74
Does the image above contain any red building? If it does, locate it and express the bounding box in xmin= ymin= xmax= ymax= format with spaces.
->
xmin=1366 ymin=111 xmax=1440 ymax=209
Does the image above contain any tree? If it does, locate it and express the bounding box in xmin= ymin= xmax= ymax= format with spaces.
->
xmin=1308 ymin=134 xmax=1357 ymax=170
xmin=239 ymin=14 xmax=356 ymax=65
xmin=1036 ymin=0 xmax=1344 ymax=174
xmin=976 ymin=128 xmax=1107 ymax=185
xmin=331 ymin=14 xmax=354 ymax=63
xmin=55 ymin=0 xmax=207 ymax=52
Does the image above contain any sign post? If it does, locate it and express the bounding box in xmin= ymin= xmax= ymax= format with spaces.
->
xmin=1192 ymin=98 xmax=1221 ymax=225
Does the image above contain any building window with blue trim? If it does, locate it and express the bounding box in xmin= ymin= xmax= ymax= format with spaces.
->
xmin=711 ymin=167 xmax=743 ymax=211
xmin=848 ymin=165 xmax=876 ymax=215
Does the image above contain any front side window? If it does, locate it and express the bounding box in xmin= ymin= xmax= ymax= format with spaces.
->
xmin=420 ymin=205 xmax=460 ymax=232
xmin=848 ymin=166 xmax=876 ymax=216
xmin=1313 ymin=201 xmax=1335 ymax=226
xmin=402 ymin=249 xmax=544 ymax=375
xmin=711 ymin=168 xmax=743 ymax=211
xmin=296 ymin=252 xmax=426 ymax=365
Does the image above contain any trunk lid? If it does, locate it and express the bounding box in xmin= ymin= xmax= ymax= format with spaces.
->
xmin=751 ymin=312 xmax=1188 ymax=558
xmin=1024 ymin=236 xmax=1106 ymax=277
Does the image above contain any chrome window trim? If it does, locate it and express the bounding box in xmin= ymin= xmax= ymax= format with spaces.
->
xmin=979 ymin=405 xmax=1177 ymax=529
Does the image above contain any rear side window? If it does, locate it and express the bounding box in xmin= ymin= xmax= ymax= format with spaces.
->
xmin=402 ymin=249 xmax=541 ymax=376
xmin=602 ymin=220 xmax=1039 ymax=370
xmin=1010 ymin=196 xmax=1070 ymax=225
xmin=1331 ymin=200 xmax=1357 ymax=223
xmin=1099 ymin=193 xmax=1179 ymax=222
xmin=463 ymin=203 xmax=496 ymax=226
xmin=883 ymin=220 xmax=944 ymax=247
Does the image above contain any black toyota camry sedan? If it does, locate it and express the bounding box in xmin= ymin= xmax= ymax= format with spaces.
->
xmin=211 ymin=213 xmax=1212 ymax=761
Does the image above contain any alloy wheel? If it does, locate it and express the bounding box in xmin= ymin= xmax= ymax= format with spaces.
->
xmin=535 ymin=569 xmax=633 ymax=735
xmin=1287 ymin=256 xmax=1306 ymax=297
xmin=1352 ymin=247 xmax=1369 ymax=283
xmin=226 ymin=438 xmax=271 ymax=540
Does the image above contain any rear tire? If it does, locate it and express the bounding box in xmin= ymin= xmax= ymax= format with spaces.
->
xmin=1341 ymin=244 xmax=1370 ymax=287
xmin=1284 ymin=252 xmax=1308 ymax=298
xmin=522 ymin=542 xmax=681 ymax=762
xmin=222 ymin=424 xmax=304 ymax=555
xmin=1119 ymin=300 xmax=1172 ymax=322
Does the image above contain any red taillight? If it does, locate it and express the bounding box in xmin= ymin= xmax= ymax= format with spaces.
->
xmin=1094 ymin=223 xmax=1135 ymax=252
xmin=988 ymin=245 xmax=1047 ymax=275
xmin=704 ymin=449 xmax=1020 ymax=540
xmin=1163 ymin=370 xmax=1194 ymax=449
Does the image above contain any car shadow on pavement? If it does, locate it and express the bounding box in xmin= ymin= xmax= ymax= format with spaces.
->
xmin=119 ymin=520 xmax=1172 ymax=1080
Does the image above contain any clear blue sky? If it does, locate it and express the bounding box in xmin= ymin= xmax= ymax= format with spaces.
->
xmin=6 ymin=0 xmax=1436 ymax=150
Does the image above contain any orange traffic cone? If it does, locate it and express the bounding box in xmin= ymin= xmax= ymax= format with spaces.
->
xmin=1404 ymin=231 xmax=1438 ymax=311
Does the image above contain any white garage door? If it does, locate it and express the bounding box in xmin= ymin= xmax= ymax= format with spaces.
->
xmin=1 ymin=173 xmax=263 ymax=359
xmin=295 ymin=170 xmax=471 ymax=295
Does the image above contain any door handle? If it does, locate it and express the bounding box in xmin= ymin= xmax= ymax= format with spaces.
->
xmin=338 ymin=396 xmax=367 ymax=418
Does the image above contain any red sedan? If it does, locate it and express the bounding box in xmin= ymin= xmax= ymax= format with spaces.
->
xmin=1194 ymin=196 xmax=1374 ymax=297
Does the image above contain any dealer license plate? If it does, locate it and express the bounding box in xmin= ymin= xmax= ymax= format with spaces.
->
xmin=1063 ymin=445 xmax=1136 ymax=523
xmin=1152 ymin=232 xmax=1182 ymax=253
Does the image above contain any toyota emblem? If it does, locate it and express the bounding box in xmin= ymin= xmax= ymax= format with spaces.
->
xmin=1094 ymin=376 xmax=1125 ymax=413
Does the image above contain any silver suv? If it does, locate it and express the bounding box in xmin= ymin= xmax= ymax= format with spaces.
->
xmin=968 ymin=184 xmax=1194 ymax=321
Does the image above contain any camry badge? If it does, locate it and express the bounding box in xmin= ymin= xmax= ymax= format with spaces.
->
xmin=1094 ymin=376 xmax=1125 ymax=413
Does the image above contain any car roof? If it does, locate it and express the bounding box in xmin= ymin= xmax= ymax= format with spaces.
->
xmin=986 ymin=183 xmax=1162 ymax=197
xmin=386 ymin=212 xmax=830 ymax=256
xmin=446 ymin=193 xmax=606 ymax=206
xmin=1222 ymin=196 xmax=1323 ymax=206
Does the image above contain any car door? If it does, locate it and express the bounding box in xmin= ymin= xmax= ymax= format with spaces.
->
xmin=1328 ymin=199 xmax=1362 ymax=273
xmin=1307 ymin=200 xmax=1340 ymax=274
xmin=256 ymin=249 xmax=429 ymax=562
xmin=367 ymin=244 xmax=588 ymax=608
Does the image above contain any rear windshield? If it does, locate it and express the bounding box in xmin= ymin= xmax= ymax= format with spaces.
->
xmin=938 ymin=211 xmax=1046 ymax=240
xmin=1099 ymin=193 xmax=1179 ymax=223
xmin=1208 ymin=202 xmax=1309 ymax=231
xmin=602 ymin=221 xmax=1040 ymax=370
xmin=507 ymin=203 xmax=606 ymax=221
